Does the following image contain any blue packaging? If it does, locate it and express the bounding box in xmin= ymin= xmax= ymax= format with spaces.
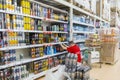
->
xmin=50 ymin=46 xmax=52 ymax=55
xmin=53 ymin=47 xmax=57 ymax=54
xmin=47 ymin=46 xmax=51 ymax=55
xmin=43 ymin=7 xmax=47 ymax=18
xmin=9 ymin=52 xmax=13 ymax=62
xmin=44 ymin=47 xmax=47 ymax=55
xmin=46 ymin=46 xmax=49 ymax=55
xmin=64 ymin=24 xmax=67 ymax=32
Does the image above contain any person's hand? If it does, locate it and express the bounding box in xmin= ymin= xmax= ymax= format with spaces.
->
xmin=60 ymin=43 xmax=63 ymax=46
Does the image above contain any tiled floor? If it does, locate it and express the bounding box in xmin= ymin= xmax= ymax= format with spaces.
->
xmin=90 ymin=60 xmax=120 ymax=80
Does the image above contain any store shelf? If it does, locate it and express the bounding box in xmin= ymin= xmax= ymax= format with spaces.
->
xmin=26 ymin=65 xmax=60 ymax=80
xmin=53 ymin=0 xmax=71 ymax=7
xmin=29 ymin=0 xmax=68 ymax=14
xmin=81 ymin=47 xmax=88 ymax=50
xmin=72 ymin=3 xmax=107 ymax=23
xmin=73 ymin=21 xmax=94 ymax=27
xmin=74 ymin=40 xmax=85 ymax=43
xmin=43 ymin=18 xmax=68 ymax=23
xmin=72 ymin=5 xmax=95 ymax=18
xmin=53 ymin=0 xmax=109 ymax=23
xmin=0 ymin=51 xmax=67 ymax=69
xmin=0 ymin=29 xmax=68 ymax=34
xmin=0 ymin=42 xmax=68 ymax=50
xmin=0 ymin=10 xmax=68 ymax=24
xmin=73 ymin=31 xmax=94 ymax=34
xmin=0 ymin=10 xmax=23 ymax=16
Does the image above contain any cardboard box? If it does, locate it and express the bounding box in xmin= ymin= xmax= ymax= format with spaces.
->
xmin=96 ymin=0 xmax=100 ymax=16
xmin=100 ymin=42 xmax=118 ymax=64
xmin=90 ymin=0 xmax=96 ymax=14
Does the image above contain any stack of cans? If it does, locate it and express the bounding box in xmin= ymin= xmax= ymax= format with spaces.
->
xmin=65 ymin=53 xmax=91 ymax=80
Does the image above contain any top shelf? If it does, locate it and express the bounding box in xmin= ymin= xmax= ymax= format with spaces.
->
xmin=0 ymin=10 xmax=68 ymax=24
xmin=29 ymin=0 xmax=68 ymax=14
xmin=53 ymin=0 xmax=109 ymax=23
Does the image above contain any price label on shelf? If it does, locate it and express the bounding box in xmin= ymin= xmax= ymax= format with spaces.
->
xmin=43 ymin=31 xmax=46 ymax=34
xmin=48 ymin=31 xmax=51 ymax=34
xmin=6 ymin=29 xmax=12 ymax=32
xmin=46 ymin=31 xmax=48 ymax=34
xmin=47 ymin=56 xmax=50 ymax=58
xmin=43 ymin=44 xmax=47 ymax=47
xmin=44 ymin=31 xmax=49 ymax=34
xmin=48 ymin=31 xmax=52 ymax=34
xmin=50 ymin=31 xmax=52 ymax=34
xmin=50 ymin=44 xmax=53 ymax=46
xmin=43 ymin=18 xmax=47 ymax=21
xmin=6 ymin=47 xmax=9 ymax=51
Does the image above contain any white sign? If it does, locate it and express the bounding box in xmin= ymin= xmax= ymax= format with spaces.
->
xmin=91 ymin=51 xmax=100 ymax=63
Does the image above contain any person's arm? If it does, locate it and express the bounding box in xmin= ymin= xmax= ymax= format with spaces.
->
xmin=62 ymin=43 xmax=68 ymax=47
xmin=60 ymin=44 xmax=67 ymax=50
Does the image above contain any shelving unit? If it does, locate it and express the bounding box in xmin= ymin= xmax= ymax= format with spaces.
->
xmin=26 ymin=65 xmax=59 ymax=80
xmin=0 ymin=0 xmax=69 ymax=80
xmin=73 ymin=21 xmax=94 ymax=27
xmin=73 ymin=31 xmax=95 ymax=34
xmin=0 ymin=0 xmax=110 ymax=80
xmin=0 ymin=29 xmax=68 ymax=34
xmin=0 ymin=10 xmax=68 ymax=24
xmin=0 ymin=51 xmax=67 ymax=69
xmin=74 ymin=40 xmax=85 ymax=43
xmin=0 ymin=42 xmax=68 ymax=50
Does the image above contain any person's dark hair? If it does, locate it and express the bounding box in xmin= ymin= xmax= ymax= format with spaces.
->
xmin=69 ymin=41 xmax=74 ymax=45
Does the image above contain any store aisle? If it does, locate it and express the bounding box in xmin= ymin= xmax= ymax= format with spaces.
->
xmin=90 ymin=59 xmax=120 ymax=80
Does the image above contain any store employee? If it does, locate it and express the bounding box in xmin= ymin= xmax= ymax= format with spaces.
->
xmin=60 ymin=41 xmax=82 ymax=63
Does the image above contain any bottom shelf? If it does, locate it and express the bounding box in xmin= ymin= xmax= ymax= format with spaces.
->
xmin=25 ymin=65 xmax=60 ymax=80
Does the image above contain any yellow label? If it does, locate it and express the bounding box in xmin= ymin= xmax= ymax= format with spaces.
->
xmin=4 ymin=4 xmax=6 ymax=9
xmin=12 ymin=15 xmax=16 ymax=19
xmin=22 ymin=8 xmax=25 ymax=13
xmin=13 ymin=23 xmax=16 ymax=28
xmin=8 ymin=32 xmax=10 ymax=36
xmin=11 ymin=5 xmax=14 ymax=11
xmin=6 ymin=14 xmax=10 ymax=18
xmin=9 ymin=40 xmax=12 ymax=45
xmin=8 ymin=4 xmax=11 ymax=10
xmin=16 ymin=40 xmax=18 ymax=44
xmin=11 ymin=40 xmax=14 ymax=45
xmin=39 ymin=47 xmax=43 ymax=49
xmin=27 ymin=24 xmax=29 ymax=30
xmin=21 ymin=1 xmax=25 ymax=7
xmin=32 ymin=55 xmax=35 ymax=58
xmin=0 ymin=4 xmax=2 ymax=9
xmin=24 ymin=24 xmax=26 ymax=30
xmin=6 ymin=23 xmax=10 ymax=27
xmin=28 ymin=24 xmax=30 ymax=30
xmin=23 ymin=17 xmax=26 ymax=22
